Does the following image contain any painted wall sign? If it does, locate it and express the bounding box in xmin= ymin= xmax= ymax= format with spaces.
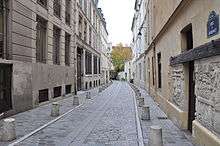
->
xmin=207 ymin=11 xmax=219 ymax=37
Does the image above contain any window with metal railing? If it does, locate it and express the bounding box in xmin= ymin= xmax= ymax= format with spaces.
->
xmin=53 ymin=26 xmax=61 ymax=65
xmin=65 ymin=0 xmax=70 ymax=25
xmin=36 ymin=16 xmax=47 ymax=63
xmin=53 ymin=0 xmax=61 ymax=18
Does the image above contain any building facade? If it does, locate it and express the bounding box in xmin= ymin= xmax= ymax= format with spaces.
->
xmin=0 ymin=0 xmax=111 ymax=116
xmin=132 ymin=0 xmax=220 ymax=145
xmin=75 ymin=0 xmax=111 ymax=91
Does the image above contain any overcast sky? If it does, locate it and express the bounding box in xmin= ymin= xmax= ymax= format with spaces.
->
xmin=98 ymin=0 xmax=135 ymax=46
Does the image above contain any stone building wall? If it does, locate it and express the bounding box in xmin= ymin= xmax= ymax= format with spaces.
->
xmin=195 ymin=55 xmax=220 ymax=135
xmin=171 ymin=65 xmax=185 ymax=110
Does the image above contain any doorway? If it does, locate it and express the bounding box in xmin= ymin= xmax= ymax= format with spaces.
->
xmin=181 ymin=24 xmax=195 ymax=132
xmin=188 ymin=61 xmax=196 ymax=132
xmin=77 ymin=48 xmax=82 ymax=91
xmin=0 ymin=64 xmax=12 ymax=113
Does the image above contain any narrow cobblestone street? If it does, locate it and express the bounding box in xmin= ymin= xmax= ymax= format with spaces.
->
xmin=0 ymin=81 xmax=196 ymax=146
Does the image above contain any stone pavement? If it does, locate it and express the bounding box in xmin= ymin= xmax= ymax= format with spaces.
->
xmin=0 ymin=85 xmax=103 ymax=146
xmin=132 ymin=85 xmax=196 ymax=146
xmin=6 ymin=81 xmax=139 ymax=146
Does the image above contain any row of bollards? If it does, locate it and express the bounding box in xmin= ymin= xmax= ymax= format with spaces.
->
xmin=130 ymin=83 xmax=163 ymax=146
xmin=0 ymin=82 xmax=114 ymax=142
xmin=0 ymin=93 xmax=82 ymax=142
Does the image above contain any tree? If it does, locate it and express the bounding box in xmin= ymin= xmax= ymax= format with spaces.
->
xmin=111 ymin=43 xmax=132 ymax=73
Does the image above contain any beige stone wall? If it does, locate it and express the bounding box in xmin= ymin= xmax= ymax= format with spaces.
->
xmin=144 ymin=0 xmax=220 ymax=143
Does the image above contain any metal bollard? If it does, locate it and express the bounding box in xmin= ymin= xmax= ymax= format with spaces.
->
xmin=73 ymin=95 xmax=79 ymax=106
xmin=138 ymin=97 xmax=145 ymax=107
xmin=51 ymin=102 xmax=60 ymax=117
xmin=141 ymin=106 xmax=150 ymax=120
xmin=1 ymin=118 xmax=16 ymax=141
xmin=86 ymin=92 xmax=91 ymax=99
xmin=149 ymin=125 xmax=163 ymax=146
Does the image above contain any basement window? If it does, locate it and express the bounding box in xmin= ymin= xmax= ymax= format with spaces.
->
xmin=39 ymin=89 xmax=49 ymax=103
xmin=65 ymin=85 xmax=71 ymax=94
xmin=54 ymin=86 xmax=62 ymax=98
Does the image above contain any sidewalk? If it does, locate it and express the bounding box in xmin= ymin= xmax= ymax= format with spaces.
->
xmin=0 ymin=84 xmax=107 ymax=146
xmin=130 ymin=84 xmax=196 ymax=146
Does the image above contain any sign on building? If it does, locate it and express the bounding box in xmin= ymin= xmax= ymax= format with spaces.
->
xmin=207 ymin=11 xmax=219 ymax=37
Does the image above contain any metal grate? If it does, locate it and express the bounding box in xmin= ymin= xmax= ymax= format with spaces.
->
xmin=54 ymin=86 xmax=62 ymax=98
xmin=65 ymin=85 xmax=71 ymax=94
xmin=39 ymin=89 xmax=49 ymax=103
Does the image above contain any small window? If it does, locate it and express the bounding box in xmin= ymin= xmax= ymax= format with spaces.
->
xmin=65 ymin=85 xmax=71 ymax=94
xmin=157 ymin=53 xmax=162 ymax=88
xmin=39 ymin=89 xmax=49 ymax=103
xmin=37 ymin=0 xmax=47 ymax=8
xmin=54 ymin=0 xmax=61 ymax=18
xmin=54 ymin=86 xmax=62 ymax=98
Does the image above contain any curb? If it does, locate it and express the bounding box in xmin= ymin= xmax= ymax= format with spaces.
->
xmin=129 ymin=83 xmax=144 ymax=146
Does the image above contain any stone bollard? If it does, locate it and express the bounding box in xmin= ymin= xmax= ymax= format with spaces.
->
xmin=141 ymin=106 xmax=150 ymax=120
xmin=86 ymin=92 xmax=91 ymax=99
xmin=149 ymin=125 xmax=163 ymax=146
xmin=73 ymin=95 xmax=79 ymax=106
xmin=98 ymin=87 xmax=102 ymax=93
xmin=51 ymin=102 xmax=60 ymax=117
xmin=138 ymin=97 xmax=145 ymax=107
xmin=1 ymin=118 xmax=16 ymax=141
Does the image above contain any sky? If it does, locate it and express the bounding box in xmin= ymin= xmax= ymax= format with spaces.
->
xmin=98 ymin=0 xmax=135 ymax=46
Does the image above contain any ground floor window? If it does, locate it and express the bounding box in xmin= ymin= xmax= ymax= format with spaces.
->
xmin=65 ymin=85 xmax=71 ymax=94
xmin=39 ymin=89 xmax=49 ymax=103
xmin=54 ymin=86 xmax=62 ymax=98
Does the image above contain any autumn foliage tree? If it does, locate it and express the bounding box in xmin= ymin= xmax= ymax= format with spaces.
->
xmin=111 ymin=43 xmax=133 ymax=73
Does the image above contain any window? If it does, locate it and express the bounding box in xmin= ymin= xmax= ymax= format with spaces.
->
xmin=53 ymin=26 xmax=61 ymax=65
xmin=65 ymin=85 xmax=71 ymax=94
xmin=65 ymin=0 xmax=71 ymax=25
xmin=94 ymin=55 xmax=97 ymax=74
xmin=78 ymin=15 xmax=83 ymax=39
xmin=84 ymin=0 xmax=87 ymax=14
xmin=84 ymin=21 xmax=87 ymax=42
xmin=37 ymin=0 xmax=47 ymax=8
xmin=152 ymin=57 xmax=155 ymax=86
xmin=79 ymin=0 xmax=83 ymax=7
xmin=89 ymin=27 xmax=92 ymax=45
xmin=0 ymin=1 xmax=8 ymax=59
xmin=181 ymin=24 xmax=193 ymax=51
xmin=65 ymin=33 xmax=70 ymax=66
xmin=36 ymin=16 xmax=47 ymax=63
xmin=157 ymin=53 xmax=162 ymax=88
xmin=89 ymin=2 xmax=92 ymax=20
xmin=53 ymin=86 xmax=62 ymax=98
xmin=85 ymin=51 xmax=92 ymax=74
xmin=139 ymin=63 xmax=142 ymax=80
xmin=98 ymin=58 xmax=101 ymax=74
xmin=53 ymin=0 xmax=61 ymax=18
xmin=39 ymin=89 xmax=49 ymax=103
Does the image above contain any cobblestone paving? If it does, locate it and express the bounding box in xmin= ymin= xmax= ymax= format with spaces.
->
xmin=0 ymin=87 xmax=99 ymax=146
xmin=134 ymin=86 xmax=196 ymax=146
xmin=16 ymin=82 xmax=138 ymax=146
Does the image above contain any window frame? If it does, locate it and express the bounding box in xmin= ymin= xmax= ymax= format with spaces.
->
xmin=53 ymin=25 xmax=61 ymax=65
xmin=36 ymin=16 xmax=47 ymax=63
xmin=37 ymin=0 xmax=47 ymax=9
xmin=65 ymin=33 xmax=71 ymax=66
xmin=53 ymin=0 xmax=61 ymax=18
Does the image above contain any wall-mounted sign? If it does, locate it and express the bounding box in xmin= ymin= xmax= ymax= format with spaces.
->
xmin=207 ymin=11 xmax=219 ymax=37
